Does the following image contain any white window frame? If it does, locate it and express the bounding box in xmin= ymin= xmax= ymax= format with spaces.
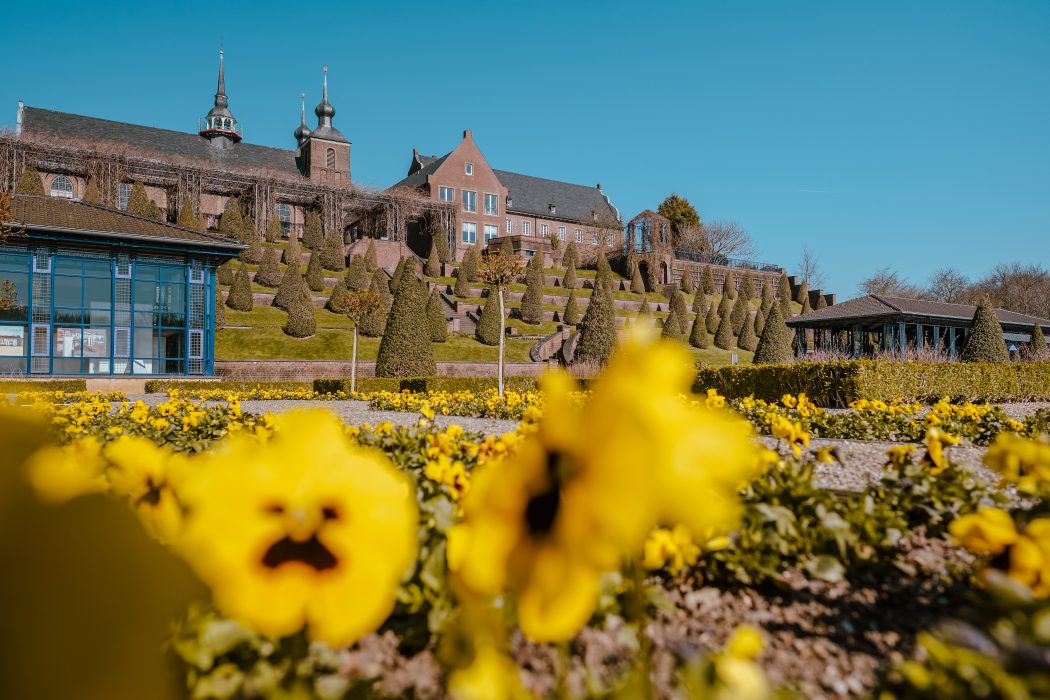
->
xmin=189 ymin=329 xmax=204 ymax=360
xmin=118 ymin=183 xmax=132 ymax=210
xmin=522 ymin=221 xmax=531 ymax=236
xmin=31 ymin=324 xmax=49 ymax=357
xmin=461 ymin=221 xmax=477 ymax=244
xmin=50 ymin=175 xmax=74 ymax=199
xmin=484 ymin=192 xmax=498 ymax=216
xmin=465 ymin=162 xmax=473 ymax=176
xmin=575 ymin=228 xmax=582 ymax=242
xmin=326 ymin=148 xmax=336 ymax=168
xmin=557 ymin=226 xmax=565 ymax=240
xmin=540 ymin=224 xmax=549 ymax=238
xmin=483 ymin=224 xmax=498 ymax=243
xmin=439 ymin=186 xmax=455 ymax=203
xmin=33 ymin=251 xmax=51 ymax=273
xmin=592 ymin=232 xmax=599 ymax=244
xmin=505 ymin=218 xmax=512 ymax=234
xmin=462 ymin=190 xmax=476 ymax=213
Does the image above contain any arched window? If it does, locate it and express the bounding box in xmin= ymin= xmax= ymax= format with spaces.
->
xmin=275 ymin=203 xmax=292 ymax=237
xmin=118 ymin=183 xmax=132 ymax=210
xmin=50 ymin=175 xmax=74 ymax=199
xmin=326 ymin=148 xmax=336 ymax=168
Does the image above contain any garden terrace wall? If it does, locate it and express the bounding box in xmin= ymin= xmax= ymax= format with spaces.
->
xmin=692 ymin=361 xmax=1050 ymax=407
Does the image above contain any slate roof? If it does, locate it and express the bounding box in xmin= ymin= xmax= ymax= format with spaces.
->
xmin=787 ymin=294 xmax=1050 ymax=329
xmin=391 ymin=153 xmax=449 ymax=190
xmin=6 ymin=195 xmax=244 ymax=250
xmin=493 ymin=169 xmax=618 ymax=223
xmin=20 ymin=107 xmax=303 ymax=179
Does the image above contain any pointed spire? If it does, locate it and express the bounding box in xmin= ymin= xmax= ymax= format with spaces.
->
xmin=214 ymin=50 xmax=229 ymax=110
xmin=311 ymin=66 xmax=348 ymax=144
xmin=201 ymin=48 xmax=240 ymax=143
xmin=294 ymin=91 xmax=311 ymax=145
xmin=323 ymin=66 xmax=328 ymax=103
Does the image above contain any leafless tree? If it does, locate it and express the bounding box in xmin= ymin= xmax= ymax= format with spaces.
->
xmin=858 ymin=267 xmax=926 ymax=298
xmin=796 ymin=246 xmax=826 ymax=289
xmin=478 ymin=252 xmax=525 ymax=396
xmin=926 ymin=267 xmax=970 ymax=304
xmin=694 ymin=220 xmax=757 ymax=260
xmin=970 ymin=263 xmax=1050 ymax=319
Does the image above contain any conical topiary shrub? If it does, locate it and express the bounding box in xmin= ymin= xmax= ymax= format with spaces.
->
xmin=753 ymin=302 xmax=794 ymax=364
xmin=327 ymin=277 xmax=350 ymax=314
xmin=754 ymin=307 xmax=766 ymax=340
xmin=433 ymin=226 xmax=451 ymax=264
xmin=265 ymin=216 xmax=281 ymax=243
xmin=631 ymin=263 xmax=646 ymax=294
xmin=795 ymin=280 xmax=810 ymax=306
xmin=689 ymin=314 xmax=710 ymax=349
xmin=214 ymin=289 xmax=226 ymax=330
xmin=364 ymin=240 xmax=379 ymax=273
xmin=662 ymin=307 xmax=683 ymax=341
xmin=692 ymin=290 xmax=705 ymax=317
xmin=239 ymin=216 xmax=258 ymax=245
xmin=283 ymin=290 xmax=316 ymax=338
xmin=254 ymin=247 xmax=282 ymax=288
xmin=302 ymin=212 xmax=325 ymax=250
xmin=595 ymin=253 xmax=613 ymax=290
xmin=815 ymin=293 xmax=828 ymax=310
xmin=738 ymin=311 xmax=758 ymax=351
xmin=16 ymin=165 xmax=45 ymax=195
xmin=319 ymin=231 xmax=346 ymax=272
xmin=460 ymin=245 xmax=480 ymax=282
xmin=219 ymin=199 xmax=243 ymax=238
xmin=778 ymin=273 xmax=793 ymax=319
xmin=358 ymin=279 xmax=387 ymax=337
xmin=520 ymin=254 xmax=544 ymax=325
xmin=721 ymin=270 xmax=736 ymax=300
xmin=761 ymin=279 xmax=775 ymax=316
xmin=670 ymin=290 xmax=689 ymax=333
xmin=961 ymin=297 xmax=1009 ymax=362
xmin=563 ymin=289 xmax=580 ymax=325
xmin=305 ymin=250 xmax=326 ymax=292
xmin=427 ymin=288 xmax=448 ymax=342
xmin=425 ymin=242 xmax=442 ymax=277
xmin=706 ymin=302 xmax=719 ymax=334
xmin=1028 ymin=324 xmax=1047 ymax=358
xmin=639 ymin=297 xmax=651 ymax=316
xmin=454 ymin=267 xmax=473 ymax=298
xmin=714 ymin=309 xmax=734 ymax=350
xmin=390 ymin=257 xmax=408 ymax=294
xmin=680 ymin=272 xmax=694 ymax=294
xmin=563 ymin=261 xmax=578 ymax=290
xmin=176 ymin=194 xmax=203 ymax=230
xmin=239 ymin=241 xmax=264 ymax=265
xmin=376 ymin=274 xmax=436 ymax=377
xmin=273 ymin=266 xmax=305 ymax=310
xmin=701 ymin=266 xmax=715 ymax=295
xmin=127 ymin=181 xmax=154 ymax=219
xmin=730 ymin=294 xmax=749 ymax=334
xmin=283 ymin=236 xmax=302 ymax=269
xmin=475 ymin=291 xmax=502 ymax=346
xmin=216 ymin=260 xmax=234 ymax=286
xmin=372 ymin=269 xmax=392 ymax=308
xmin=563 ymin=241 xmax=579 ymax=271
xmin=346 ymin=254 xmax=370 ymax=291
xmin=575 ymin=277 xmax=617 ymax=366
xmin=226 ymin=264 xmax=253 ymax=312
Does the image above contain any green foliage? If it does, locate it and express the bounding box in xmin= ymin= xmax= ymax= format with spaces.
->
xmin=662 ymin=307 xmax=683 ymax=340
xmin=427 ymin=288 xmax=448 ymax=343
xmin=372 ymin=269 xmax=392 ymax=308
xmin=575 ymin=278 xmax=617 ymax=366
xmin=562 ymin=260 xmax=578 ymax=290
xmin=126 ymin=181 xmax=158 ymax=219
xmin=730 ymin=293 xmax=749 ymax=334
xmin=216 ymin=260 xmax=234 ymax=286
xmin=800 ymin=291 xmax=812 ymax=314
xmin=0 ymin=379 xmax=87 ymax=392
xmin=376 ymin=274 xmax=436 ymax=377
xmin=253 ymin=247 xmax=282 ymax=288
xmin=225 ymin=264 xmax=253 ymax=312
xmin=778 ymin=272 xmax=793 ymax=319
xmin=176 ymin=195 xmax=203 ymax=230
xmin=358 ymin=279 xmax=387 ymax=337
xmin=238 ymin=241 xmax=263 ymax=265
xmin=318 ymin=230 xmax=346 ymax=272
xmin=500 ymin=237 xmax=514 ymax=257
xmin=657 ymin=193 xmax=701 ymax=241
xmin=722 ymin=268 xmax=736 ymax=299
xmin=326 ymin=277 xmax=349 ymax=314
xmin=737 ymin=310 xmax=758 ymax=351
xmin=753 ymin=306 xmax=766 ymax=339
xmin=345 ymin=254 xmax=370 ymax=292
xmin=313 ymin=376 xmax=537 ymax=395
xmin=282 ymin=291 xmax=316 ymax=338
xmin=1028 ymin=324 xmax=1048 ymax=358
xmin=432 ymin=225 xmax=451 ymax=264
xmin=16 ymin=165 xmax=45 ymax=195
xmin=364 ymin=240 xmax=378 ymax=273
xmin=549 ymin=234 xmax=562 ymax=267
xmin=474 ymin=291 xmax=502 ymax=346
xmin=752 ymin=302 xmax=793 ymax=364
xmin=701 ymin=266 xmax=715 ymax=295
xmin=301 ymin=212 xmax=325 ymax=250
xmin=795 ymin=280 xmax=810 ymax=306
xmin=390 ymin=257 xmax=408 ymax=294
xmin=304 ymin=249 xmax=326 ymax=292
xmin=454 ymin=266 xmax=473 ymax=298
xmin=670 ymin=290 xmax=689 ymax=331
xmin=962 ymin=297 xmax=1009 ymax=363
xmin=145 ymin=380 xmax=311 ymax=394
xmin=282 ymin=235 xmax=302 ymax=268
xmin=562 ymin=241 xmax=579 ymax=271
xmin=739 ymin=273 xmax=754 ymax=302
xmin=460 ymin=245 xmax=479 ymax=283
xmin=214 ymin=289 xmax=225 ymax=330
xmin=705 ymin=301 xmax=719 ymax=334
xmin=272 ymin=266 xmax=304 ymax=311
xmin=264 ymin=216 xmax=281 ymax=243
xmin=425 ymin=241 xmax=442 ymax=277
xmin=714 ymin=308 xmax=735 ymax=350
xmin=218 ymin=199 xmax=243 ymax=238
xmin=761 ymin=278 xmax=774 ymax=316
xmin=630 ymin=262 xmax=645 ymax=294
xmin=520 ymin=254 xmax=544 ymax=325
xmin=692 ymin=291 xmax=705 ymax=316
xmin=239 ymin=216 xmax=257 ymax=244
xmin=689 ymin=313 xmax=710 ymax=349
xmin=595 ymin=252 xmax=613 ymax=289
xmin=563 ymin=289 xmax=580 ymax=325
xmin=679 ymin=271 xmax=694 ymax=294
xmin=693 ymin=360 xmax=1050 ymax=406
xmin=814 ymin=293 xmax=828 ymax=310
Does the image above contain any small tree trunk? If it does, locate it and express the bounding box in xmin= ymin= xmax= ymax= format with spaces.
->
xmin=351 ymin=325 xmax=359 ymax=393
xmin=497 ymin=287 xmax=506 ymax=397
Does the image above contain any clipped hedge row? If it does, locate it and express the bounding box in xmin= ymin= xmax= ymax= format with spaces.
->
xmin=693 ymin=361 xmax=1050 ymax=407
xmin=314 ymin=376 xmax=539 ymax=395
xmin=144 ymin=380 xmax=312 ymax=394
xmin=0 ymin=379 xmax=88 ymax=393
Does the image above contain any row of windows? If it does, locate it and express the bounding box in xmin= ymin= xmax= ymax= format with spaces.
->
xmin=460 ymin=220 xmax=613 ymax=246
xmin=439 ymin=186 xmax=500 ymax=216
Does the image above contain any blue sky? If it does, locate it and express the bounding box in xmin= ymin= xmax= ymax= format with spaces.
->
xmin=7 ymin=1 xmax=1048 ymax=295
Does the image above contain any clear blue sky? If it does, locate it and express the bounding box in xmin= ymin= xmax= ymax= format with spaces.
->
xmin=7 ymin=1 xmax=1048 ymax=296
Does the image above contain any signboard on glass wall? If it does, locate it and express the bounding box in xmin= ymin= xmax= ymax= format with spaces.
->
xmin=0 ymin=326 xmax=25 ymax=357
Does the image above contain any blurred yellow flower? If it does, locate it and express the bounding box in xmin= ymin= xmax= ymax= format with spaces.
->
xmin=643 ymin=524 xmax=701 ymax=574
xmin=175 ymin=410 xmax=418 ymax=646
xmin=983 ymin=433 xmax=1050 ymax=495
xmin=25 ymin=436 xmax=109 ymax=503
xmin=770 ymin=415 xmax=809 ymax=457
xmin=921 ymin=427 xmax=961 ymax=475
xmin=104 ymin=436 xmax=187 ymax=544
xmin=725 ymin=625 xmax=765 ymax=660
xmin=949 ymin=507 xmax=1018 ymax=556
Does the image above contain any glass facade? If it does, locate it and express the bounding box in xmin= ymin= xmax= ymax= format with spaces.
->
xmin=0 ymin=245 xmax=216 ymax=376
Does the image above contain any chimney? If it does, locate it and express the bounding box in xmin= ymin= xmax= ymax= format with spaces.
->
xmin=463 ymin=129 xmax=472 ymax=140
xmin=596 ymin=183 xmax=602 ymax=191
xmin=413 ymin=147 xmax=418 ymax=158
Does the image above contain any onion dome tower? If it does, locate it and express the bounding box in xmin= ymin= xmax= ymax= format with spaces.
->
xmin=199 ymin=50 xmax=242 ymax=148
xmin=299 ymin=67 xmax=351 ymax=185
xmin=293 ymin=93 xmax=311 ymax=147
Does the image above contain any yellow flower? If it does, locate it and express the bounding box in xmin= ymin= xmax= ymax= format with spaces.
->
xmin=886 ymin=444 xmax=917 ymax=467
xmin=104 ymin=436 xmax=187 ymax=544
xmin=949 ymin=507 xmax=1018 ymax=556
xmin=983 ymin=433 xmax=1050 ymax=494
xmin=643 ymin=525 xmax=701 ymax=574
xmin=25 ymin=436 xmax=109 ymax=503
xmin=725 ymin=625 xmax=765 ymax=660
xmin=175 ymin=410 xmax=418 ymax=646
xmin=770 ymin=415 xmax=809 ymax=457
xmin=705 ymin=388 xmax=726 ymax=410
xmin=448 ymin=645 xmax=532 ymax=700
xmin=921 ymin=427 xmax=961 ymax=475
xmin=1007 ymin=519 xmax=1050 ymax=597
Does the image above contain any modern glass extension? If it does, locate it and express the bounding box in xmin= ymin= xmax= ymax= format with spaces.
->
xmin=0 ymin=245 xmax=215 ymax=376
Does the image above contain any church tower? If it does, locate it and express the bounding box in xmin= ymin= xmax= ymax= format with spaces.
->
xmin=199 ymin=50 xmax=242 ymax=149
xmin=299 ymin=67 xmax=350 ymax=185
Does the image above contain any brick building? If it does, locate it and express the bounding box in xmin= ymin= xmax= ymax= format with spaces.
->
xmin=391 ymin=130 xmax=622 ymax=261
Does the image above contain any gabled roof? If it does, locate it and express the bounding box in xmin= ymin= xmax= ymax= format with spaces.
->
xmin=6 ymin=195 xmax=244 ymax=251
xmin=629 ymin=209 xmax=670 ymax=224
xmin=493 ymin=169 xmax=618 ymax=223
xmin=391 ymin=152 xmax=449 ymax=190
xmin=20 ymin=107 xmax=303 ymax=179
xmin=787 ymin=294 xmax=1050 ymax=329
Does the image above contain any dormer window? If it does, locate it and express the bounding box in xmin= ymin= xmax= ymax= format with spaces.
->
xmin=506 ymin=195 xmax=513 ymax=208
xmin=465 ymin=162 xmax=473 ymax=176
xmin=549 ymin=203 xmax=556 ymax=215
xmin=591 ymin=211 xmax=598 ymax=222
xmin=49 ymin=175 xmax=74 ymax=199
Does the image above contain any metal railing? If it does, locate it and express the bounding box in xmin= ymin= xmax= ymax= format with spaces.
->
xmin=197 ymin=118 xmax=243 ymax=138
xmin=672 ymin=249 xmax=781 ymax=272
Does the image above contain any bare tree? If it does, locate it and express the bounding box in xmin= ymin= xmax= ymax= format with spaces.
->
xmin=858 ymin=267 xmax=926 ymax=298
xmin=478 ymin=252 xmax=524 ymax=396
xmin=342 ymin=290 xmax=383 ymax=393
xmin=796 ymin=246 xmax=826 ymax=289
xmin=926 ymin=267 xmax=970 ymax=304
xmin=699 ymin=220 xmax=757 ymax=260
xmin=970 ymin=263 xmax=1050 ymax=319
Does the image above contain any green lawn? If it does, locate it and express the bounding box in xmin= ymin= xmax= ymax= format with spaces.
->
xmin=216 ymin=329 xmax=535 ymax=363
xmin=224 ymin=306 xmax=357 ymax=330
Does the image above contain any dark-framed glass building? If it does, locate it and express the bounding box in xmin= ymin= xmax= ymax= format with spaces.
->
xmin=0 ymin=195 xmax=241 ymax=376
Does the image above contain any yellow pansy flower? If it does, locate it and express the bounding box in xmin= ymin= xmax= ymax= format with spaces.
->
xmin=104 ymin=436 xmax=187 ymax=544
xmin=25 ymin=436 xmax=109 ymax=503
xmin=949 ymin=507 xmax=1018 ymax=556
xmin=921 ymin=427 xmax=961 ymax=475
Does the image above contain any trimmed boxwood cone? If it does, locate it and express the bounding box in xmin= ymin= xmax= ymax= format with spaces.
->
xmin=670 ymin=290 xmax=689 ymax=332
xmin=520 ymin=255 xmax=544 ymax=324
xmin=754 ymin=306 xmax=766 ymax=339
xmin=427 ymin=288 xmax=448 ymax=342
xmin=815 ymin=293 xmax=828 ymax=310
xmin=563 ymin=241 xmax=579 ymax=271
xmin=425 ymin=242 xmax=441 ymax=277
xmin=753 ymin=302 xmax=794 ymax=364
xmin=680 ymin=272 xmax=694 ymax=294
xmin=372 ymin=269 xmax=392 ymax=308
xmin=305 ymin=250 xmax=326 ymax=292
xmin=761 ymin=279 xmax=775 ymax=316
xmin=454 ymin=267 xmax=473 ymax=298
xmin=563 ymin=289 xmax=580 ymax=325
xmin=689 ymin=314 xmax=710 ymax=349
xmin=358 ymin=279 xmax=387 ymax=337
xmin=265 ymin=216 xmax=281 ymax=243
xmin=662 ymin=307 xmax=683 ymax=341
xmin=346 ymin=254 xmax=370 ymax=291
xmin=961 ymin=297 xmax=1009 ymax=362
xmin=722 ymin=270 xmax=736 ymax=300
xmin=319 ymin=231 xmax=346 ymax=272
xmin=460 ymin=245 xmax=479 ymax=282
xmin=239 ymin=241 xmax=264 ymax=265
xmin=364 ymin=240 xmax=378 ymax=272
xmin=16 ymin=165 xmax=45 ymax=195
xmin=283 ymin=236 xmax=302 ymax=268
xmin=214 ymin=289 xmax=225 ymax=330
xmin=474 ymin=291 xmax=502 ymax=346
xmin=376 ymin=274 xmax=436 ymax=377
xmin=778 ymin=272 xmax=793 ymax=319
xmin=631 ymin=263 xmax=646 ymax=294
xmin=563 ymin=261 xmax=578 ymax=290
xmin=714 ymin=309 xmax=735 ymax=350
xmin=283 ymin=291 xmax=316 ymax=338
xmin=433 ymin=226 xmax=451 ymax=263
xmin=177 ymin=194 xmax=203 ymax=230
xmin=216 ymin=260 xmax=234 ymax=286
xmin=639 ymin=297 xmax=651 ymax=316
xmin=738 ymin=311 xmax=758 ymax=351
xmin=706 ymin=302 xmax=719 ymax=334
xmin=226 ymin=264 xmax=253 ymax=312
xmin=390 ymin=257 xmax=407 ymax=294
xmin=254 ymin=247 xmax=282 ymax=288
xmin=701 ymin=266 xmax=715 ymax=295
xmin=730 ymin=294 xmax=749 ymax=334
xmin=302 ymin=212 xmax=324 ymax=250
xmin=273 ymin=266 xmax=304 ymax=310
xmin=575 ymin=277 xmax=617 ymax=366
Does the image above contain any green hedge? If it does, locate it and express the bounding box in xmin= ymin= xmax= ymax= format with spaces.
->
xmin=692 ymin=361 xmax=1050 ymax=407
xmin=314 ymin=376 xmax=539 ymax=395
xmin=144 ymin=380 xmax=312 ymax=394
xmin=0 ymin=379 xmax=88 ymax=393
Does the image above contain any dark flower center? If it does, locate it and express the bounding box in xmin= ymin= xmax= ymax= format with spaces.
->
xmin=524 ymin=451 xmax=565 ymax=537
xmin=261 ymin=534 xmax=339 ymax=571
xmin=136 ymin=478 xmax=163 ymax=508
